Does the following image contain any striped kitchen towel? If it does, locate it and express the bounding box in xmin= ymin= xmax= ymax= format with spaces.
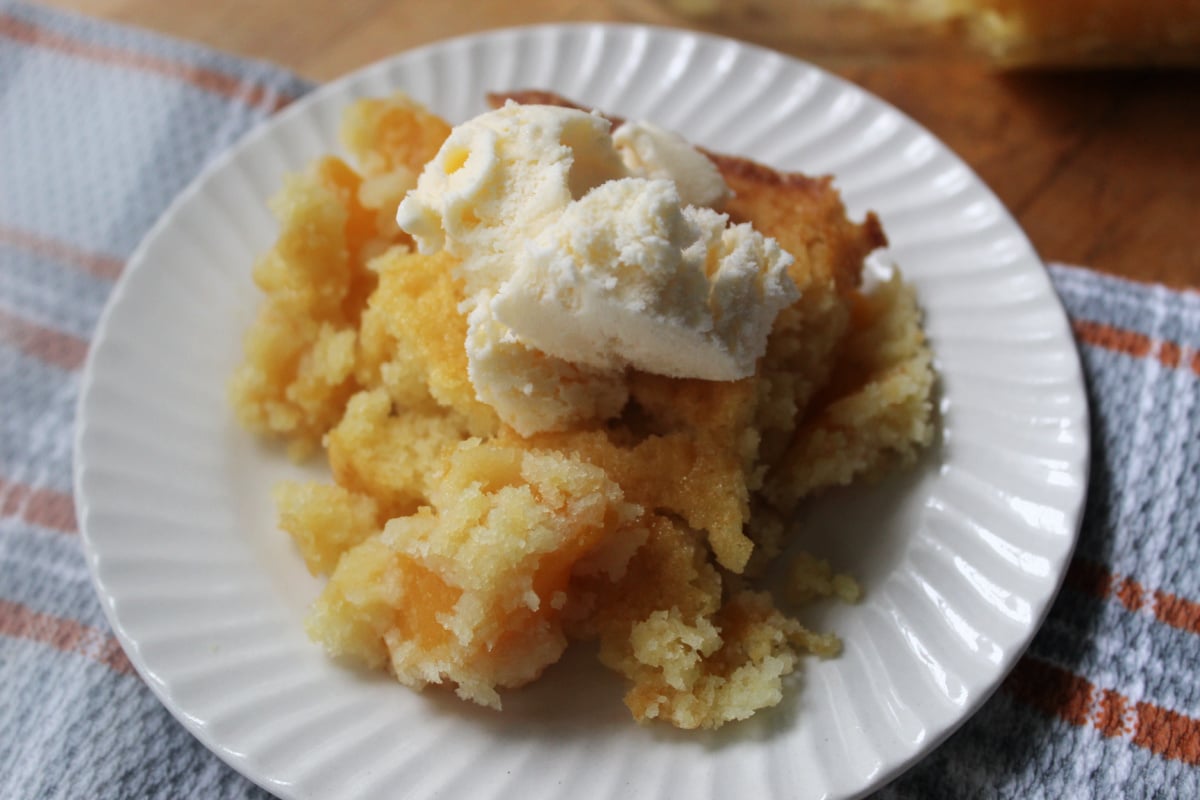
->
xmin=0 ymin=1 xmax=1197 ymax=797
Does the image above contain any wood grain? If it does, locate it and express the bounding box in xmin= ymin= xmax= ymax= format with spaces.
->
xmin=42 ymin=0 xmax=1200 ymax=288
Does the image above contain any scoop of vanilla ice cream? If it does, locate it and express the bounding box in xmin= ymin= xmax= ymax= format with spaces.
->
xmin=612 ymin=120 xmax=730 ymax=211
xmin=396 ymin=101 xmax=798 ymax=433
xmin=490 ymin=178 xmax=795 ymax=381
xmin=397 ymin=102 xmax=629 ymax=293
xmin=465 ymin=300 xmax=629 ymax=436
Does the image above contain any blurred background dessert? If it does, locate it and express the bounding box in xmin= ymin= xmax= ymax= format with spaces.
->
xmin=627 ymin=0 xmax=1200 ymax=67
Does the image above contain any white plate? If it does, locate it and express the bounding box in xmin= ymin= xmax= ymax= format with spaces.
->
xmin=75 ymin=23 xmax=1089 ymax=800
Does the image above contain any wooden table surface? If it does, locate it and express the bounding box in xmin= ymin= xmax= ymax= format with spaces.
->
xmin=44 ymin=0 xmax=1200 ymax=290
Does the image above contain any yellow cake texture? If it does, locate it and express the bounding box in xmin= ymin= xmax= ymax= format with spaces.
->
xmin=905 ymin=0 xmax=1200 ymax=66
xmin=230 ymin=91 xmax=936 ymax=729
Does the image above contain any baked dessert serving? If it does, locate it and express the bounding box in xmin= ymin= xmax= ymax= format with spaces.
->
xmin=230 ymin=89 xmax=936 ymax=729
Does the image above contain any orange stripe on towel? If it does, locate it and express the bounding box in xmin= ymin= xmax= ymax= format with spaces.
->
xmin=0 ymin=599 xmax=134 ymax=676
xmin=1065 ymin=557 xmax=1200 ymax=636
xmin=1071 ymin=318 xmax=1200 ymax=377
xmin=1006 ymin=657 xmax=1200 ymax=766
xmin=0 ymin=11 xmax=293 ymax=112
xmin=1071 ymin=319 xmax=1153 ymax=359
xmin=0 ymin=476 xmax=77 ymax=534
xmin=0 ymin=309 xmax=89 ymax=371
xmin=0 ymin=223 xmax=125 ymax=281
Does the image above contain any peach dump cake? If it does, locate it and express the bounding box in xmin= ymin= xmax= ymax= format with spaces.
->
xmin=229 ymin=91 xmax=936 ymax=729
